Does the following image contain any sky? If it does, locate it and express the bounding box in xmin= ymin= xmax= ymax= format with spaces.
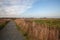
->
xmin=0 ymin=0 xmax=60 ymax=18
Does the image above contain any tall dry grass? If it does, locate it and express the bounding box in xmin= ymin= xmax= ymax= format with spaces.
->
xmin=15 ymin=18 xmax=60 ymax=40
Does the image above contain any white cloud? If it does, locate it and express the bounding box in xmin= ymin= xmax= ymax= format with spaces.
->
xmin=0 ymin=0 xmax=37 ymax=17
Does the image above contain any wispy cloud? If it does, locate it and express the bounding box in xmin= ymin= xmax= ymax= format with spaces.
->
xmin=0 ymin=0 xmax=37 ymax=17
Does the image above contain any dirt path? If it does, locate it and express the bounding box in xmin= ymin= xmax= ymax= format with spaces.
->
xmin=0 ymin=21 xmax=24 ymax=40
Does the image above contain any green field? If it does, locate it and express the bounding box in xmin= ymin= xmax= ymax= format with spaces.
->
xmin=34 ymin=19 xmax=60 ymax=27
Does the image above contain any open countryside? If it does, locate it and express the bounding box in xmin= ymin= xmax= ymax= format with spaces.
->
xmin=0 ymin=18 xmax=60 ymax=40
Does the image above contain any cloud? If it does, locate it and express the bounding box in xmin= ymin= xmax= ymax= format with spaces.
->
xmin=0 ymin=0 xmax=37 ymax=17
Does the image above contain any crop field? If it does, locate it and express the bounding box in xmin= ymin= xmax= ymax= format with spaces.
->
xmin=15 ymin=18 xmax=60 ymax=40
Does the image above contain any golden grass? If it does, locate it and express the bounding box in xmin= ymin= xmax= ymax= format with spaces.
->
xmin=15 ymin=18 xmax=60 ymax=40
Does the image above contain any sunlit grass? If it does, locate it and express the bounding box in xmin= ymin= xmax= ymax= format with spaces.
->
xmin=34 ymin=19 xmax=60 ymax=27
xmin=15 ymin=18 xmax=60 ymax=40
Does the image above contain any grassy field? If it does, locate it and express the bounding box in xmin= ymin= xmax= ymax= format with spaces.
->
xmin=34 ymin=19 xmax=60 ymax=27
xmin=15 ymin=18 xmax=60 ymax=40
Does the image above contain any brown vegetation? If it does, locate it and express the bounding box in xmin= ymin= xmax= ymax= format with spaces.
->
xmin=0 ymin=19 xmax=10 ymax=30
xmin=15 ymin=18 xmax=60 ymax=40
